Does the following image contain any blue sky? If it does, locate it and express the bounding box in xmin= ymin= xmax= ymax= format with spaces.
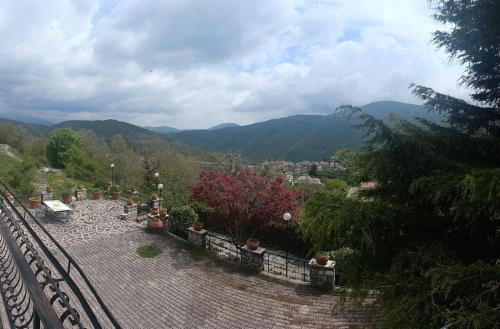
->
xmin=0 ymin=0 xmax=468 ymax=128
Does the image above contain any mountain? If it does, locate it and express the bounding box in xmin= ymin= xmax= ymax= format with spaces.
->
xmin=209 ymin=123 xmax=240 ymax=130
xmin=144 ymin=125 xmax=180 ymax=134
xmin=169 ymin=101 xmax=440 ymax=162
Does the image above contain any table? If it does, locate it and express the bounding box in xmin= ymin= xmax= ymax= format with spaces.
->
xmin=43 ymin=200 xmax=71 ymax=221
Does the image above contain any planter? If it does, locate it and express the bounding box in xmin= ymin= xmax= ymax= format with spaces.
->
xmin=4 ymin=191 xmax=12 ymax=198
xmin=28 ymin=196 xmax=41 ymax=209
xmin=246 ymin=238 xmax=260 ymax=251
xmin=150 ymin=194 xmax=158 ymax=200
xmin=150 ymin=207 xmax=159 ymax=216
xmin=127 ymin=199 xmax=134 ymax=206
xmin=111 ymin=191 xmax=121 ymax=200
xmin=192 ymin=222 xmax=204 ymax=231
xmin=46 ymin=186 xmax=53 ymax=193
xmin=93 ymin=191 xmax=102 ymax=200
xmin=314 ymin=252 xmax=330 ymax=266
xmin=63 ymin=195 xmax=73 ymax=204
xmin=149 ymin=219 xmax=164 ymax=230
xmin=78 ymin=185 xmax=84 ymax=190
xmin=159 ymin=210 xmax=167 ymax=218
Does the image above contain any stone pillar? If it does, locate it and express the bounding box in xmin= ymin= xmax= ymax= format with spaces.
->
xmin=150 ymin=198 xmax=159 ymax=210
xmin=240 ymin=245 xmax=266 ymax=272
xmin=123 ymin=203 xmax=138 ymax=221
xmin=75 ymin=188 xmax=87 ymax=201
xmin=41 ymin=192 xmax=53 ymax=201
xmin=187 ymin=227 xmax=207 ymax=248
xmin=308 ymin=259 xmax=336 ymax=290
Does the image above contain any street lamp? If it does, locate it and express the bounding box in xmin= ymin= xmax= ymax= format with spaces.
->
xmin=157 ymin=183 xmax=163 ymax=208
xmin=110 ymin=163 xmax=115 ymax=187
xmin=283 ymin=212 xmax=292 ymax=277
xmin=154 ymin=172 xmax=160 ymax=193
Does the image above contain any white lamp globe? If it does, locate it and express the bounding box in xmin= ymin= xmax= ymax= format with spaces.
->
xmin=157 ymin=183 xmax=164 ymax=190
xmin=154 ymin=172 xmax=159 ymax=178
xmin=110 ymin=163 xmax=115 ymax=168
xmin=283 ymin=212 xmax=291 ymax=221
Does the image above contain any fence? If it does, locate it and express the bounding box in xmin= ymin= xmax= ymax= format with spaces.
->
xmin=0 ymin=181 xmax=122 ymax=328
xmin=179 ymin=231 xmax=313 ymax=283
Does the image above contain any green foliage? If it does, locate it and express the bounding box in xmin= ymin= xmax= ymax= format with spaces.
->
xmin=170 ymin=205 xmax=199 ymax=227
xmin=136 ymin=245 xmax=159 ymax=258
xmin=46 ymin=128 xmax=84 ymax=168
xmin=5 ymin=157 xmax=37 ymax=196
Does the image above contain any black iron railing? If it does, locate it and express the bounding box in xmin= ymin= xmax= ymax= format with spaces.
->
xmin=0 ymin=180 xmax=122 ymax=328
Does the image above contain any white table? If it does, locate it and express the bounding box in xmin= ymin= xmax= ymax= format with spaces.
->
xmin=43 ymin=200 xmax=71 ymax=221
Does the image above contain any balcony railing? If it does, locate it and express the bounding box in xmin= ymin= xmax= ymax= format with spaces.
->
xmin=0 ymin=180 xmax=122 ymax=329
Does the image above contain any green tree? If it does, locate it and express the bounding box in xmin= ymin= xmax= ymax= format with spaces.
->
xmin=46 ymin=128 xmax=84 ymax=168
xmin=302 ymin=1 xmax=500 ymax=327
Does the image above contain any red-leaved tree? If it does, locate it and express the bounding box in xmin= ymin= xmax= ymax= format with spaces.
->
xmin=191 ymin=170 xmax=303 ymax=246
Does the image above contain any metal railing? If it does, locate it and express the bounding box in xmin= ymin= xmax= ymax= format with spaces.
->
xmin=0 ymin=181 xmax=122 ymax=328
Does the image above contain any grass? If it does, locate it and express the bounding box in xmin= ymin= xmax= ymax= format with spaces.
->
xmin=136 ymin=245 xmax=159 ymax=258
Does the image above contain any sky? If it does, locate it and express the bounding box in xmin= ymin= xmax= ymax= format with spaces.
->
xmin=0 ymin=0 xmax=469 ymax=129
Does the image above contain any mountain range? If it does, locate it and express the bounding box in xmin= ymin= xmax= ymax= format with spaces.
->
xmin=0 ymin=101 xmax=440 ymax=162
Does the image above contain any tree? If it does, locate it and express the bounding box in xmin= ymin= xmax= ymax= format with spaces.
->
xmin=191 ymin=170 xmax=302 ymax=246
xmin=46 ymin=128 xmax=83 ymax=168
xmin=301 ymin=1 xmax=500 ymax=327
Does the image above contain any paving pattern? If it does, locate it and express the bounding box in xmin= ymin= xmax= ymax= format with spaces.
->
xmin=38 ymin=200 xmax=377 ymax=329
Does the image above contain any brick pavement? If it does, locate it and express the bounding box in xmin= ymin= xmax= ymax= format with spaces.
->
xmin=40 ymin=200 xmax=377 ymax=329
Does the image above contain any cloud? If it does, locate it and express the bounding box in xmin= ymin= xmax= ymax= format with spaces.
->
xmin=0 ymin=0 xmax=469 ymax=128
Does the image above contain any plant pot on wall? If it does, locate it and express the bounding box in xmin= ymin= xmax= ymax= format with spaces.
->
xmin=28 ymin=196 xmax=41 ymax=209
xmin=192 ymin=222 xmax=203 ymax=231
xmin=112 ymin=191 xmax=121 ymax=200
xmin=127 ymin=199 xmax=134 ymax=206
xmin=159 ymin=209 xmax=167 ymax=218
xmin=150 ymin=207 xmax=159 ymax=216
xmin=149 ymin=217 xmax=164 ymax=230
xmin=314 ymin=252 xmax=330 ymax=266
xmin=93 ymin=191 xmax=102 ymax=200
xmin=246 ymin=238 xmax=260 ymax=251
xmin=46 ymin=186 xmax=53 ymax=193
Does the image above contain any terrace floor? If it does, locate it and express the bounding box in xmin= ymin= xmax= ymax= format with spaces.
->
xmin=37 ymin=200 xmax=376 ymax=329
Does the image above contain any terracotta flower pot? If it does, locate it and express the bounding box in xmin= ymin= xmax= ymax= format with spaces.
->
xmin=150 ymin=207 xmax=159 ymax=215
xmin=149 ymin=219 xmax=164 ymax=230
xmin=127 ymin=199 xmax=134 ymax=206
xmin=46 ymin=186 xmax=53 ymax=193
xmin=63 ymin=195 xmax=73 ymax=204
xmin=159 ymin=210 xmax=167 ymax=218
xmin=93 ymin=191 xmax=102 ymax=200
xmin=192 ymin=222 xmax=204 ymax=231
xmin=4 ymin=191 xmax=12 ymax=198
xmin=150 ymin=194 xmax=158 ymax=200
xmin=28 ymin=196 xmax=41 ymax=209
xmin=112 ymin=191 xmax=121 ymax=200
xmin=314 ymin=252 xmax=330 ymax=266
xmin=246 ymin=238 xmax=260 ymax=251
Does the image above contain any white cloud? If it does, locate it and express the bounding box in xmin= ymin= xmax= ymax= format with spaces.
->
xmin=0 ymin=0 xmax=469 ymax=129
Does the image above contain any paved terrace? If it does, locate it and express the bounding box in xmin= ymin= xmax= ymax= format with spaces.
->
xmin=34 ymin=199 xmax=376 ymax=329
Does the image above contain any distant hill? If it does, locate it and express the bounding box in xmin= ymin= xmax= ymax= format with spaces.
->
xmin=209 ymin=123 xmax=240 ymax=130
xmin=144 ymin=125 xmax=180 ymax=134
xmin=169 ymin=101 xmax=440 ymax=162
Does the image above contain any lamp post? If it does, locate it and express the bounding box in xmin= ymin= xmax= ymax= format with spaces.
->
xmin=283 ymin=212 xmax=292 ymax=277
xmin=110 ymin=163 xmax=115 ymax=187
xmin=44 ymin=168 xmax=49 ymax=184
xmin=154 ymin=172 xmax=159 ymax=194
xmin=157 ymin=183 xmax=163 ymax=208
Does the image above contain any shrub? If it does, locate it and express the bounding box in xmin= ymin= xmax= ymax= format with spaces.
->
xmin=170 ymin=205 xmax=199 ymax=227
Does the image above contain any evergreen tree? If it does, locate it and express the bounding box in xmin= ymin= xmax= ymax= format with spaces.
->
xmin=301 ymin=1 xmax=500 ymax=327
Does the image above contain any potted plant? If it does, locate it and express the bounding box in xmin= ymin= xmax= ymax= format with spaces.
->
xmin=150 ymin=207 xmax=159 ymax=216
xmin=3 ymin=191 xmax=12 ymax=198
xmin=62 ymin=191 xmax=73 ymax=204
xmin=133 ymin=197 xmax=140 ymax=204
xmin=28 ymin=196 xmax=41 ymax=209
xmin=131 ymin=186 xmax=138 ymax=192
xmin=127 ymin=198 xmax=134 ymax=206
xmin=159 ymin=208 xmax=167 ymax=218
xmin=78 ymin=185 xmax=84 ymax=190
xmin=246 ymin=238 xmax=260 ymax=251
xmin=93 ymin=189 xmax=102 ymax=200
xmin=148 ymin=215 xmax=164 ymax=230
xmin=46 ymin=186 xmax=53 ymax=193
xmin=150 ymin=193 xmax=158 ymax=200
xmin=314 ymin=251 xmax=330 ymax=266
xmin=111 ymin=185 xmax=121 ymax=200
xmin=192 ymin=222 xmax=204 ymax=231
